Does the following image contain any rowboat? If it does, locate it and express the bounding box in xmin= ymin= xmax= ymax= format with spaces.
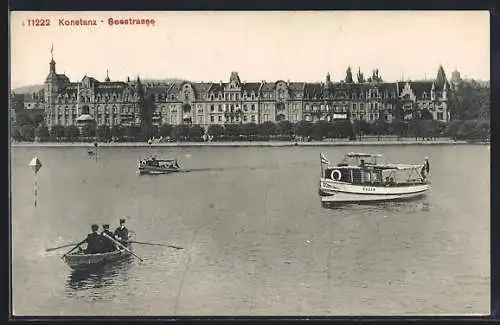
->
xmin=319 ymin=152 xmax=431 ymax=206
xmin=63 ymin=232 xmax=136 ymax=270
xmin=138 ymin=156 xmax=181 ymax=174
xmin=63 ymin=246 xmax=133 ymax=271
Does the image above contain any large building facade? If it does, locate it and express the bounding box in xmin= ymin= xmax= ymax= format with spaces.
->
xmin=30 ymin=55 xmax=452 ymax=129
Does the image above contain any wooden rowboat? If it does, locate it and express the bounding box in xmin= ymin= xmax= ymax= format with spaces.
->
xmin=63 ymin=232 xmax=136 ymax=270
xmin=63 ymin=246 xmax=133 ymax=270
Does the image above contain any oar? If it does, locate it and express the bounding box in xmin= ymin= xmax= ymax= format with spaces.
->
xmin=62 ymin=238 xmax=87 ymax=259
xmin=130 ymin=240 xmax=184 ymax=250
xmin=103 ymin=233 xmax=143 ymax=262
xmin=46 ymin=242 xmax=80 ymax=252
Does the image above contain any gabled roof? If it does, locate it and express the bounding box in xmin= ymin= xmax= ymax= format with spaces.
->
xmin=241 ymin=82 xmax=261 ymax=93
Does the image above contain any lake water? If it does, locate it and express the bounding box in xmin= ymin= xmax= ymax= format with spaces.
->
xmin=11 ymin=144 xmax=490 ymax=316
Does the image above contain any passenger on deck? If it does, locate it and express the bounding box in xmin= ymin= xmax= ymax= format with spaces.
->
xmin=100 ymin=224 xmax=117 ymax=252
xmin=114 ymin=218 xmax=129 ymax=247
xmin=82 ymin=224 xmax=103 ymax=254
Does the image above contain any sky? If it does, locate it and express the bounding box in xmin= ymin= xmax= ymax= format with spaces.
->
xmin=9 ymin=11 xmax=490 ymax=89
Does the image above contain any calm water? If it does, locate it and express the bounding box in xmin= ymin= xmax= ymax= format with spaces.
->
xmin=11 ymin=144 xmax=490 ymax=316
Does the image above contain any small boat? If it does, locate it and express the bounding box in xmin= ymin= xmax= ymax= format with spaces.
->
xmin=318 ymin=152 xmax=431 ymax=206
xmin=63 ymin=233 xmax=136 ymax=270
xmin=63 ymin=246 xmax=133 ymax=271
xmin=138 ymin=156 xmax=181 ymax=174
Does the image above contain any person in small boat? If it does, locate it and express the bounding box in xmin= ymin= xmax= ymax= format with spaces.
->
xmin=82 ymin=224 xmax=104 ymax=254
xmin=114 ymin=218 xmax=129 ymax=247
xmin=100 ymin=224 xmax=117 ymax=252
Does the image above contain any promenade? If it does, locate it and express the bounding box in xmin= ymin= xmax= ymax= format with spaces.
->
xmin=11 ymin=139 xmax=474 ymax=148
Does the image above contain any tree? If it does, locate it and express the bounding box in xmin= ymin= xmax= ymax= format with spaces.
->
xmin=124 ymin=125 xmax=143 ymax=140
xmin=240 ymin=122 xmax=259 ymax=137
xmin=97 ymin=125 xmax=111 ymax=141
xmin=356 ymin=68 xmax=365 ymax=83
xmin=111 ymin=125 xmax=125 ymax=140
xmin=158 ymin=123 xmax=173 ymax=138
xmin=277 ymin=120 xmax=293 ymax=137
xmin=35 ymin=125 xmax=50 ymax=142
xmin=292 ymin=120 xmax=311 ymax=138
xmin=311 ymin=121 xmax=330 ymax=140
xmin=389 ymin=119 xmax=408 ymax=138
xmin=11 ymin=126 xmax=22 ymax=142
xmin=65 ymin=125 xmax=80 ymax=141
xmin=188 ymin=125 xmax=205 ymax=141
xmin=50 ymin=125 xmax=66 ymax=141
xmin=224 ymin=124 xmax=241 ymax=138
xmin=20 ymin=125 xmax=35 ymax=141
xmin=449 ymin=79 xmax=489 ymax=121
xmin=171 ymin=125 xmax=190 ymax=141
xmin=207 ymin=124 xmax=224 ymax=139
xmin=371 ymin=119 xmax=389 ymax=140
xmin=345 ymin=66 xmax=354 ymax=83
xmin=421 ymin=108 xmax=433 ymax=120
xmin=259 ymin=121 xmax=277 ymax=137
xmin=422 ymin=120 xmax=440 ymax=140
xmin=444 ymin=120 xmax=464 ymax=139
xmin=408 ymin=120 xmax=424 ymax=140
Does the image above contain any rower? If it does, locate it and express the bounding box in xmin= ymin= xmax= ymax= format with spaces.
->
xmin=114 ymin=218 xmax=129 ymax=247
xmin=82 ymin=224 xmax=103 ymax=254
xmin=100 ymin=224 xmax=117 ymax=252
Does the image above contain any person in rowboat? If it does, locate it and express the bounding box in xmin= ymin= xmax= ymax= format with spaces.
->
xmin=114 ymin=218 xmax=129 ymax=247
xmin=100 ymin=224 xmax=117 ymax=252
xmin=81 ymin=224 xmax=104 ymax=254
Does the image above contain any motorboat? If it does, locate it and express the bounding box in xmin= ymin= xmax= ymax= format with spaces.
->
xmin=138 ymin=156 xmax=181 ymax=174
xmin=318 ymin=152 xmax=431 ymax=206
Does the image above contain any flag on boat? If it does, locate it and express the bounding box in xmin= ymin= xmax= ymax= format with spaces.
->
xmin=320 ymin=152 xmax=330 ymax=165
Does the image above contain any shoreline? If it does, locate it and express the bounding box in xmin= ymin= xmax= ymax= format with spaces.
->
xmin=10 ymin=139 xmax=481 ymax=148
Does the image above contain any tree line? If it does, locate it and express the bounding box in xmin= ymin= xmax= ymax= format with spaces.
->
xmin=11 ymin=118 xmax=489 ymax=143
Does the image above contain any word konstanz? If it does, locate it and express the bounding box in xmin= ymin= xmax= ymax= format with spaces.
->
xmin=58 ymin=19 xmax=98 ymax=26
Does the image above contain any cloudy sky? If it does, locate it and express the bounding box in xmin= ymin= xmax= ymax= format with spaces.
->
xmin=10 ymin=11 xmax=490 ymax=89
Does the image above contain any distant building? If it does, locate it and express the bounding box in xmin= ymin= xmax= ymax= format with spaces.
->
xmin=32 ymin=52 xmax=452 ymax=129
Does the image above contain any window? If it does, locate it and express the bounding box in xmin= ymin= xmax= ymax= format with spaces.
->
xmin=437 ymin=112 xmax=444 ymax=120
xmin=211 ymin=105 xmax=215 ymax=112
xmin=251 ymin=104 xmax=255 ymax=111
xmin=218 ymin=116 xmax=222 ymax=122
xmin=243 ymin=115 xmax=247 ymax=122
xmin=352 ymin=103 xmax=356 ymax=110
xmin=293 ymin=114 xmax=298 ymax=122
xmin=235 ymin=93 xmax=239 ymax=101
xmin=251 ymin=115 xmax=256 ymax=122
xmin=211 ymin=116 xmax=214 ymax=122
xmin=264 ymin=114 xmax=269 ymax=122
xmin=360 ymin=103 xmax=364 ymax=110
xmin=370 ymin=114 xmax=374 ymax=120
xmin=251 ymin=94 xmax=255 ymax=100
xmin=218 ymin=105 xmax=223 ymax=112
xmin=225 ymin=93 xmax=229 ymax=100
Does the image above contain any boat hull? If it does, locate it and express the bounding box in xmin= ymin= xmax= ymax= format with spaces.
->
xmin=63 ymin=247 xmax=133 ymax=270
xmin=319 ymin=178 xmax=430 ymax=204
xmin=138 ymin=165 xmax=180 ymax=174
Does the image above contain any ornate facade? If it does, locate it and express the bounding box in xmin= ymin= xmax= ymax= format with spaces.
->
xmin=37 ymin=55 xmax=451 ymax=129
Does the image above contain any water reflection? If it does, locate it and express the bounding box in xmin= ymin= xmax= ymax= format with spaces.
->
xmin=65 ymin=255 xmax=133 ymax=296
